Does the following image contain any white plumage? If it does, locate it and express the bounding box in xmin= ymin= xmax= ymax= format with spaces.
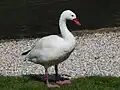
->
xmin=25 ymin=35 xmax=75 ymax=67
xmin=22 ymin=10 xmax=80 ymax=88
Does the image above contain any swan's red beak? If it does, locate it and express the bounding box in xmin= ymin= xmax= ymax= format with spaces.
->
xmin=73 ymin=18 xmax=81 ymax=25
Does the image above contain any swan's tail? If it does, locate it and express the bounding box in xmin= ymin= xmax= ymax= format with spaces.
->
xmin=21 ymin=50 xmax=31 ymax=55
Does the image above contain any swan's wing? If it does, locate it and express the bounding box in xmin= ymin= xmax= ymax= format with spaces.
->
xmin=22 ymin=35 xmax=63 ymax=55
xmin=21 ymin=49 xmax=31 ymax=55
xmin=21 ymin=44 xmax=35 ymax=55
xmin=24 ymin=35 xmax=68 ymax=61
xmin=34 ymin=35 xmax=65 ymax=49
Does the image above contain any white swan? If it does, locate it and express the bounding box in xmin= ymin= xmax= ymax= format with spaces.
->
xmin=22 ymin=10 xmax=81 ymax=88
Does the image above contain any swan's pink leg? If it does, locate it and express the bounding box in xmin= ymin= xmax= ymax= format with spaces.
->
xmin=56 ymin=80 xmax=71 ymax=85
xmin=55 ymin=65 xmax=71 ymax=85
xmin=45 ymin=69 xmax=60 ymax=88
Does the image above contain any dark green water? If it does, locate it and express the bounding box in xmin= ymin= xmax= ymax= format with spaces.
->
xmin=0 ymin=0 xmax=119 ymax=38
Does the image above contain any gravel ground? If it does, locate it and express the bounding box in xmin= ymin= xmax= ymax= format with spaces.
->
xmin=1 ymin=27 xmax=120 ymax=77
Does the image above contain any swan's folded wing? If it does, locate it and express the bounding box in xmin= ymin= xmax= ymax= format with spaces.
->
xmin=34 ymin=35 xmax=66 ymax=49
xmin=24 ymin=35 xmax=68 ymax=62
xmin=21 ymin=49 xmax=31 ymax=55
xmin=21 ymin=44 xmax=35 ymax=55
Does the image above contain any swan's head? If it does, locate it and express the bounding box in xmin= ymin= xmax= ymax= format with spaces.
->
xmin=61 ymin=10 xmax=81 ymax=25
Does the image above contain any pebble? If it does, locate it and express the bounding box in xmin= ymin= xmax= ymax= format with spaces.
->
xmin=1 ymin=28 xmax=120 ymax=77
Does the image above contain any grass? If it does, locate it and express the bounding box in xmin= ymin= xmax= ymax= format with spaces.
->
xmin=0 ymin=76 xmax=120 ymax=90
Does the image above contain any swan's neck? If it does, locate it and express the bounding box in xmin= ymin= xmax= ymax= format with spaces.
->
xmin=59 ymin=17 xmax=75 ymax=41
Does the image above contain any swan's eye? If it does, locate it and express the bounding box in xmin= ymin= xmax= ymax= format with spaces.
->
xmin=71 ymin=15 xmax=74 ymax=17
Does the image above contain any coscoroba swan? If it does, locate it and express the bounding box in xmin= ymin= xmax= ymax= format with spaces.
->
xmin=22 ymin=10 xmax=81 ymax=88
